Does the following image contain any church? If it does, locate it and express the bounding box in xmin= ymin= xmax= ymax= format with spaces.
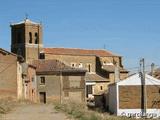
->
xmin=0 ymin=18 xmax=128 ymax=104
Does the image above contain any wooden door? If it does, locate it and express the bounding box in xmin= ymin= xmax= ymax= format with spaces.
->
xmin=39 ymin=92 xmax=46 ymax=103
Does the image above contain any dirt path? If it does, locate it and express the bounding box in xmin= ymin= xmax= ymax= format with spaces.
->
xmin=0 ymin=104 xmax=68 ymax=120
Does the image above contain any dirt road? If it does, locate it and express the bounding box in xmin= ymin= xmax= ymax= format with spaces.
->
xmin=0 ymin=104 xmax=68 ymax=120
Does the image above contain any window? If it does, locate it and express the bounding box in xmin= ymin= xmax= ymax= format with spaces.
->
xmin=87 ymin=64 xmax=91 ymax=72
xmin=103 ymin=61 xmax=107 ymax=65
xmin=29 ymin=32 xmax=32 ymax=43
xmin=100 ymin=86 xmax=103 ymax=90
xmin=39 ymin=53 xmax=45 ymax=59
xmin=78 ymin=63 xmax=83 ymax=68
xmin=40 ymin=77 xmax=45 ymax=85
xmin=71 ymin=63 xmax=76 ymax=68
xmin=86 ymin=85 xmax=93 ymax=97
xmin=35 ymin=32 xmax=38 ymax=44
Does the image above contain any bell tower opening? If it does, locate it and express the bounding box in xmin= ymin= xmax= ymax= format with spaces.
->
xmin=10 ymin=18 xmax=43 ymax=63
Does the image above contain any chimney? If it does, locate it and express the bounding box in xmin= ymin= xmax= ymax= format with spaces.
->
xmin=151 ymin=63 xmax=155 ymax=76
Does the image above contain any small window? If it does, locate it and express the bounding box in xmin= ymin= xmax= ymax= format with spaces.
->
xmin=39 ymin=53 xmax=45 ymax=59
xmin=103 ymin=61 xmax=107 ymax=65
xmin=87 ymin=64 xmax=91 ymax=72
xmin=86 ymin=85 xmax=93 ymax=97
xmin=40 ymin=77 xmax=45 ymax=85
xmin=78 ymin=63 xmax=83 ymax=68
xmin=71 ymin=63 xmax=76 ymax=68
xmin=100 ymin=86 xmax=103 ymax=90
xmin=29 ymin=32 xmax=32 ymax=43
xmin=35 ymin=33 xmax=38 ymax=44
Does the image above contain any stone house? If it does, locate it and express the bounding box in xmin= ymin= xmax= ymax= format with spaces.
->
xmin=32 ymin=59 xmax=86 ymax=103
xmin=0 ymin=48 xmax=23 ymax=100
xmin=21 ymin=63 xmax=37 ymax=102
xmin=109 ymin=74 xmax=160 ymax=118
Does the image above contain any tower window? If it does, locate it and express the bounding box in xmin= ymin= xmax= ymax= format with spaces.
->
xmin=35 ymin=33 xmax=38 ymax=44
xmin=29 ymin=32 xmax=32 ymax=43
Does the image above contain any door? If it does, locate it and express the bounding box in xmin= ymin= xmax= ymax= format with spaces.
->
xmin=39 ymin=92 xmax=46 ymax=103
xmin=86 ymin=85 xmax=93 ymax=98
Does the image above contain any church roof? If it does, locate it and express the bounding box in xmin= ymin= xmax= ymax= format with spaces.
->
xmin=44 ymin=47 xmax=120 ymax=57
xmin=10 ymin=19 xmax=40 ymax=26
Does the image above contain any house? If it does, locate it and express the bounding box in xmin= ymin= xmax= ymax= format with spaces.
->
xmin=21 ymin=63 xmax=37 ymax=102
xmin=109 ymin=73 xmax=160 ymax=118
xmin=151 ymin=68 xmax=160 ymax=80
xmin=32 ymin=59 xmax=86 ymax=103
xmin=0 ymin=48 xmax=23 ymax=100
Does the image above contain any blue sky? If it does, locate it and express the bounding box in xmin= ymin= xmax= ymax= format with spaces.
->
xmin=0 ymin=0 xmax=160 ymax=72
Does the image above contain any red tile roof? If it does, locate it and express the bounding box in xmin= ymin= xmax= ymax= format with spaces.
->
xmin=102 ymin=65 xmax=128 ymax=73
xmin=32 ymin=59 xmax=86 ymax=74
xmin=0 ymin=48 xmax=17 ymax=56
xmin=85 ymin=73 xmax=109 ymax=81
xmin=44 ymin=48 xmax=120 ymax=57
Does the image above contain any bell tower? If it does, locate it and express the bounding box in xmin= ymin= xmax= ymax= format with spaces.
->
xmin=11 ymin=18 xmax=43 ymax=63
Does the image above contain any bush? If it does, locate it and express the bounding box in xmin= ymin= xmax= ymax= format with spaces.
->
xmin=54 ymin=102 xmax=154 ymax=120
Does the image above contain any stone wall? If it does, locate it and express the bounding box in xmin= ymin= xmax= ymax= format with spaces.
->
xmin=37 ymin=72 xmax=86 ymax=103
xmin=45 ymin=54 xmax=96 ymax=73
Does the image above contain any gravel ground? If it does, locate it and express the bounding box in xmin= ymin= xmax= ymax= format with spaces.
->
xmin=0 ymin=104 xmax=68 ymax=120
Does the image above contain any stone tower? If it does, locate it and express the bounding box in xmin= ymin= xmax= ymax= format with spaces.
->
xmin=11 ymin=18 xmax=43 ymax=63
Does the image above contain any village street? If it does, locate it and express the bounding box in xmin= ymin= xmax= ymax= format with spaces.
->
xmin=0 ymin=104 xmax=68 ymax=120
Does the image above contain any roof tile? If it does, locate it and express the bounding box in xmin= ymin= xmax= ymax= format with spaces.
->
xmin=44 ymin=48 xmax=119 ymax=57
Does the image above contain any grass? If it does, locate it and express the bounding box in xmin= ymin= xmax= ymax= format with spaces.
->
xmin=54 ymin=102 xmax=156 ymax=120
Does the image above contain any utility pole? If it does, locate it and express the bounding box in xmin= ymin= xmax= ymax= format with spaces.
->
xmin=140 ymin=58 xmax=147 ymax=117
xmin=151 ymin=63 xmax=155 ymax=76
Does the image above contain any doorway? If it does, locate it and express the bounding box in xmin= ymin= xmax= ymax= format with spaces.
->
xmin=39 ymin=92 xmax=46 ymax=104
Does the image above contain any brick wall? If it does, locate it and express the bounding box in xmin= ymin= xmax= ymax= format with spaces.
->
xmin=119 ymin=85 xmax=160 ymax=109
xmin=0 ymin=52 xmax=18 ymax=99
